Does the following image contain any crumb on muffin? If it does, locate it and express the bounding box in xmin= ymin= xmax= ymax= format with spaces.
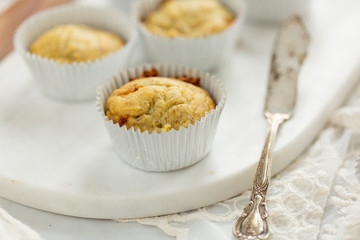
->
xmin=130 ymin=68 xmax=201 ymax=87
xmin=143 ymin=0 xmax=235 ymax=38
xmin=105 ymin=77 xmax=216 ymax=133
xmin=30 ymin=24 xmax=124 ymax=64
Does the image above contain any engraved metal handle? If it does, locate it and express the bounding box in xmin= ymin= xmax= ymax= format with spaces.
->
xmin=233 ymin=113 xmax=289 ymax=240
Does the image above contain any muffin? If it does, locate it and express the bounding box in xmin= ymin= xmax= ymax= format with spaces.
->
xmin=97 ymin=64 xmax=226 ymax=171
xmin=135 ymin=0 xmax=246 ymax=70
xmin=14 ymin=5 xmax=137 ymax=101
xmin=105 ymin=77 xmax=216 ymax=133
xmin=30 ymin=24 xmax=125 ymax=64
xmin=143 ymin=0 xmax=235 ymax=38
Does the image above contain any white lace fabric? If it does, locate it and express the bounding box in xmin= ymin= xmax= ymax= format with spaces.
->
xmin=1 ymin=83 xmax=360 ymax=240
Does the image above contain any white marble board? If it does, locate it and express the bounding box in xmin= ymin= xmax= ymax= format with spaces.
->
xmin=0 ymin=0 xmax=360 ymax=219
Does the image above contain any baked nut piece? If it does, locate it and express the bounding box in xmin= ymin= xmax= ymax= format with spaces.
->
xmin=30 ymin=24 xmax=124 ymax=64
xmin=143 ymin=0 xmax=235 ymax=38
xmin=105 ymin=77 xmax=216 ymax=133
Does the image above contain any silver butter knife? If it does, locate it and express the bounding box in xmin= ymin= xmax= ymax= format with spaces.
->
xmin=233 ymin=16 xmax=310 ymax=240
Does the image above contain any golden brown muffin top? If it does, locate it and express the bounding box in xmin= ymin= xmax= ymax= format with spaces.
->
xmin=30 ymin=24 xmax=124 ymax=64
xmin=105 ymin=77 xmax=216 ymax=133
xmin=143 ymin=0 xmax=235 ymax=38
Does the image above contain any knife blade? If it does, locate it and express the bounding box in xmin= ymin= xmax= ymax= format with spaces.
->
xmin=266 ymin=16 xmax=310 ymax=116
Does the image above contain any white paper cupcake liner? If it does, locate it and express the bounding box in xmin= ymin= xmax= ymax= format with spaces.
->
xmin=133 ymin=0 xmax=246 ymax=71
xmin=96 ymin=64 xmax=227 ymax=172
xmin=14 ymin=5 xmax=138 ymax=101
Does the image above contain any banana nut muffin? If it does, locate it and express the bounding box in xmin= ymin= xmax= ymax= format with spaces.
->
xmin=105 ymin=77 xmax=216 ymax=133
xmin=143 ymin=0 xmax=235 ymax=38
xmin=30 ymin=24 xmax=124 ymax=64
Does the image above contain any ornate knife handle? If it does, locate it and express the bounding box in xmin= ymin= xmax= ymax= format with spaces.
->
xmin=233 ymin=113 xmax=289 ymax=240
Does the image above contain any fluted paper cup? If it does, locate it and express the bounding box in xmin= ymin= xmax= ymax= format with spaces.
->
xmin=14 ymin=5 xmax=138 ymax=101
xmin=96 ymin=64 xmax=226 ymax=172
xmin=133 ymin=0 xmax=246 ymax=70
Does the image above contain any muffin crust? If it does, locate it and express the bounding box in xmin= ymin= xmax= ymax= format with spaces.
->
xmin=143 ymin=0 xmax=235 ymax=38
xmin=30 ymin=24 xmax=124 ymax=64
xmin=105 ymin=77 xmax=216 ymax=133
